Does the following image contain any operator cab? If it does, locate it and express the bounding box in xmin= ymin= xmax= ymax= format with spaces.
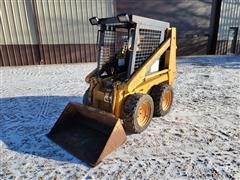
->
xmin=89 ymin=14 xmax=170 ymax=81
xmin=90 ymin=14 xmax=135 ymax=81
xmin=97 ymin=25 xmax=133 ymax=80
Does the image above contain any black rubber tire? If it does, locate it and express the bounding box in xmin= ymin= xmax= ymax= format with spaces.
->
xmin=122 ymin=93 xmax=154 ymax=133
xmin=151 ymin=84 xmax=173 ymax=117
xmin=83 ymin=88 xmax=90 ymax=105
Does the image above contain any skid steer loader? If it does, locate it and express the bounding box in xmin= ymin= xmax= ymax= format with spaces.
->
xmin=48 ymin=14 xmax=176 ymax=166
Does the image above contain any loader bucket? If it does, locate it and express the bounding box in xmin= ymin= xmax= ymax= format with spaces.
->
xmin=47 ymin=102 xmax=126 ymax=166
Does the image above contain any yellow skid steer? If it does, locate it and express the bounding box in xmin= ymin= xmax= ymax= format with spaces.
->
xmin=48 ymin=14 xmax=176 ymax=166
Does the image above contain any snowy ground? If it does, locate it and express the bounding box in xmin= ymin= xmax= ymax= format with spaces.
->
xmin=0 ymin=56 xmax=240 ymax=179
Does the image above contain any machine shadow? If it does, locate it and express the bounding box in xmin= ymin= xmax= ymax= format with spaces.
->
xmin=177 ymin=55 xmax=240 ymax=69
xmin=0 ymin=95 xmax=90 ymax=165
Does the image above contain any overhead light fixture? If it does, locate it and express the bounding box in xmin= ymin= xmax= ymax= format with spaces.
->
xmin=89 ymin=17 xmax=99 ymax=25
xmin=117 ymin=14 xmax=130 ymax=23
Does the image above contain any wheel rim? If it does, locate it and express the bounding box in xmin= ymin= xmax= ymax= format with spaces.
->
xmin=137 ymin=101 xmax=151 ymax=127
xmin=162 ymin=89 xmax=172 ymax=111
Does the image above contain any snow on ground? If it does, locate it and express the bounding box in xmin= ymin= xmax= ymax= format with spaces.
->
xmin=0 ymin=56 xmax=240 ymax=179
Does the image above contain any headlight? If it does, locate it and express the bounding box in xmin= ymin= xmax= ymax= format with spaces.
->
xmin=117 ymin=14 xmax=130 ymax=23
xmin=89 ymin=17 xmax=99 ymax=25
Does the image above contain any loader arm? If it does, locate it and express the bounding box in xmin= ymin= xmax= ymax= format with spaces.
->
xmin=126 ymin=28 xmax=176 ymax=93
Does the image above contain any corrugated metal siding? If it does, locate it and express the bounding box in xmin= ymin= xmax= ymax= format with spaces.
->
xmin=0 ymin=0 xmax=40 ymax=66
xmin=0 ymin=0 xmax=114 ymax=66
xmin=216 ymin=0 xmax=240 ymax=54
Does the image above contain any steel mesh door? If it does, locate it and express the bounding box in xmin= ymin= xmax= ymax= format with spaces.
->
xmin=134 ymin=29 xmax=162 ymax=70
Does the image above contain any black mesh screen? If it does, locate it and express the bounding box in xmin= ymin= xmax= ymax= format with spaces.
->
xmin=99 ymin=28 xmax=128 ymax=68
xmin=134 ymin=29 xmax=162 ymax=70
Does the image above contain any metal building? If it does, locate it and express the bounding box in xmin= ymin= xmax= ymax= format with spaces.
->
xmin=117 ymin=0 xmax=212 ymax=56
xmin=1 ymin=0 xmax=239 ymax=66
xmin=208 ymin=0 xmax=240 ymax=54
xmin=0 ymin=0 xmax=114 ymax=66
